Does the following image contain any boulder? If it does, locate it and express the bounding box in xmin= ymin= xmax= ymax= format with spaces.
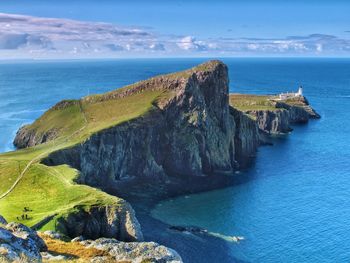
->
xmin=82 ymin=238 xmax=183 ymax=263
xmin=5 ymin=222 xmax=47 ymax=252
xmin=0 ymin=225 xmax=44 ymax=262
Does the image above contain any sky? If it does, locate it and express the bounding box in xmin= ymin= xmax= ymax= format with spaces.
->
xmin=0 ymin=0 xmax=349 ymax=59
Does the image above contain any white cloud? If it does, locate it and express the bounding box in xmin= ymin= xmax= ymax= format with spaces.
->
xmin=316 ymin=43 xmax=323 ymax=52
xmin=0 ymin=13 xmax=349 ymax=58
xmin=177 ymin=36 xmax=209 ymax=51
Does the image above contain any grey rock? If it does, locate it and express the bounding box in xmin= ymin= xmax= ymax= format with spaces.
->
xmin=41 ymin=251 xmax=69 ymax=261
xmin=0 ymin=215 xmax=7 ymax=225
xmin=84 ymin=238 xmax=183 ymax=263
xmin=42 ymin=230 xmax=65 ymax=240
xmin=0 ymin=220 xmax=45 ymax=262
xmin=230 ymin=107 xmax=260 ymax=167
xmin=246 ymin=96 xmax=320 ymax=135
xmin=247 ymin=109 xmax=292 ymax=134
xmin=71 ymin=235 xmax=85 ymax=242
xmin=13 ymin=124 xmax=58 ymax=149
xmin=5 ymin=222 xmax=47 ymax=252
xmin=56 ymin=202 xmax=143 ymax=242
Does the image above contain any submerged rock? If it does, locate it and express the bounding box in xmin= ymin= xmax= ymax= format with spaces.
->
xmin=169 ymin=225 xmax=208 ymax=234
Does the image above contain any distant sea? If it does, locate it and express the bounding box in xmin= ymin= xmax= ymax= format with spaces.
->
xmin=1 ymin=58 xmax=350 ymax=262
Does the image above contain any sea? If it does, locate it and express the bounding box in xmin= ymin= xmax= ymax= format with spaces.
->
xmin=1 ymin=58 xmax=350 ymax=262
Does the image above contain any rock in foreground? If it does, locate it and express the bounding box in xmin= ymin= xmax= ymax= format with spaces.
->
xmin=0 ymin=217 xmax=46 ymax=262
xmin=81 ymin=238 xmax=182 ymax=263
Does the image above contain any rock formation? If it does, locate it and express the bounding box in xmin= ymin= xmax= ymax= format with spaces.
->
xmin=231 ymin=94 xmax=320 ymax=135
xmin=55 ymin=202 xmax=143 ymax=241
xmin=0 ymin=215 xmax=182 ymax=263
xmin=79 ymin=238 xmax=182 ymax=262
xmin=0 ymin=217 xmax=46 ymax=262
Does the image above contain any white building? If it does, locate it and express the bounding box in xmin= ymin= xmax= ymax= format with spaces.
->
xmin=278 ymin=86 xmax=303 ymax=100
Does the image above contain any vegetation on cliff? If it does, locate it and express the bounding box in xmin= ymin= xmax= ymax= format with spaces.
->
xmin=0 ymin=60 xmax=228 ymax=237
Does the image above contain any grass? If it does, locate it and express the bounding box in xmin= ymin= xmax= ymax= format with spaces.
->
xmin=0 ymin=161 xmax=119 ymax=228
xmin=40 ymin=234 xmax=111 ymax=262
xmin=229 ymin=93 xmax=278 ymax=112
xmin=0 ymin=91 xmax=160 ymax=230
xmin=0 ymin=60 xmax=223 ymax=233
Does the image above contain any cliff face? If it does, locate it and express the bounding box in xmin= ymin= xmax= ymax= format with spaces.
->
xmin=246 ymin=109 xmax=292 ymax=134
xmin=244 ymin=97 xmax=320 ymax=134
xmin=13 ymin=125 xmax=57 ymax=149
xmin=55 ymin=202 xmax=143 ymax=242
xmin=229 ymin=107 xmax=260 ymax=166
xmin=40 ymin=61 xmax=254 ymax=188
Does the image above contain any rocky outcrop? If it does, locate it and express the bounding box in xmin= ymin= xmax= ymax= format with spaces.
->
xmin=42 ymin=61 xmax=240 ymax=187
xmin=56 ymin=202 xmax=143 ymax=242
xmin=13 ymin=125 xmax=58 ymax=149
xmin=246 ymin=96 xmax=320 ymax=134
xmin=246 ymin=109 xmax=292 ymax=134
xmin=0 ymin=217 xmax=46 ymax=262
xmin=80 ymin=238 xmax=183 ymax=263
xmin=0 ymin=215 xmax=180 ymax=263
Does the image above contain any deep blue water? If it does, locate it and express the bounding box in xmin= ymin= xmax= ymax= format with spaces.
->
xmin=1 ymin=58 xmax=350 ymax=262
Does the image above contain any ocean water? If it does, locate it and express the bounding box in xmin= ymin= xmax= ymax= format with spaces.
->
xmin=1 ymin=58 xmax=350 ymax=262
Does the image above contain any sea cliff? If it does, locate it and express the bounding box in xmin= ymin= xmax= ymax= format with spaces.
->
xmin=230 ymin=94 xmax=320 ymax=135
xmin=13 ymin=60 xmax=320 ymax=189
xmin=5 ymin=60 xmax=320 ymax=262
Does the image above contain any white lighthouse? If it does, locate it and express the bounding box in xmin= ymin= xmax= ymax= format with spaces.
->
xmin=297 ymin=86 xmax=303 ymax=96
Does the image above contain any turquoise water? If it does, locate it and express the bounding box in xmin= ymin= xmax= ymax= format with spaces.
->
xmin=1 ymin=58 xmax=350 ymax=262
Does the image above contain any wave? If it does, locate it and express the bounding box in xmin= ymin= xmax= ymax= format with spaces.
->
xmin=0 ymin=109 xmax=45 ymax=119
xmin=208 ymin=231 xmax=245 ymax=243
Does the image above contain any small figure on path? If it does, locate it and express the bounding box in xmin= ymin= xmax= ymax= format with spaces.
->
xmin=25 ymin=214 xmax=28 ymax=220
xmin=21 ymin=214 xmax=24 ymax=220
xmin=16 ymin=216 xmax=19 ymax=221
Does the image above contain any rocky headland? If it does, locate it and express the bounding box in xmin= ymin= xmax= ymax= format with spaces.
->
xmin=1 ymin=60 xmax=319 ymax=262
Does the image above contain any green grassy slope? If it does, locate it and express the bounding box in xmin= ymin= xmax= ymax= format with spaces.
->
xmin=229 ymin=93 xmax=307 ymax=112
xmin=229 ymin=94 xmax=278 ymax=111
xmin=0 ymin=61 xmax=223 ymax=231
xmin=0 ymin=86 xmax=168 ymax=232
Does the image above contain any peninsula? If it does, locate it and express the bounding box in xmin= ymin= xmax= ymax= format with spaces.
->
xmin=0 ymin=60 xmax=319 ymax=262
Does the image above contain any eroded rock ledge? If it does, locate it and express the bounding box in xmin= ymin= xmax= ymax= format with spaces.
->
xmin=54 ymin=202 xmax=143 ymax=242
xmin=230 ymin=94 xmax=320 ymax=135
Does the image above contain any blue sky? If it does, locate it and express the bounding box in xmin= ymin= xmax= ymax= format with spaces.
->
xmin=0 ymin=0 xmax=349 ymax=58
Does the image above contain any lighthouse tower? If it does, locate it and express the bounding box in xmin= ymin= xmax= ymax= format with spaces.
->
xmin=297 ymin=86 xmax=303 ymax=96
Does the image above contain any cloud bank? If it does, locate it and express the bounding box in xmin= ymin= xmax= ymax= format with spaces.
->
xmin=0 ymin=13 xmax=349 ymax=58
